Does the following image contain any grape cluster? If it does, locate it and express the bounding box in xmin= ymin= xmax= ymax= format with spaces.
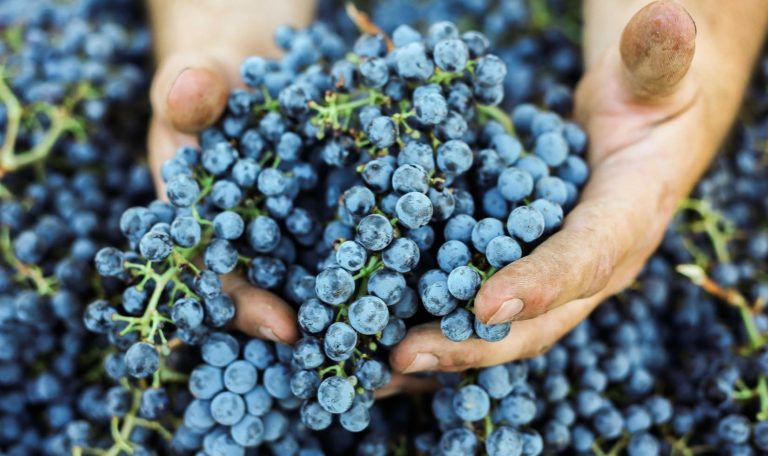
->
xmin=265 ymin=19 xmax=587 ymax=433
xmin=320 ymin=0 xmax=583 ymax=108
xmin=172 ymin=335 xmax=331 ymax=455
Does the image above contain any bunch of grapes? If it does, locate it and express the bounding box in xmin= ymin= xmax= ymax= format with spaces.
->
xmin=320 ymin=0 xmax=583 ymax=108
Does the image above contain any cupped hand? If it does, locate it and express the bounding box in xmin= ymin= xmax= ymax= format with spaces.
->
xmin=390 ymin=0 xmax=714 ymax=373
xmin=146 ymin=0 xmax=315 ymax=344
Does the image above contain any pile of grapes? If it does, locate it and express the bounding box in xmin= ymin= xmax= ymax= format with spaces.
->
xmin=1 ymin=1 xmax=767 ymax=455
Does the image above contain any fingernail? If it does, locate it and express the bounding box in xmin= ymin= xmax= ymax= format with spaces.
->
xmin=255 ymin=326 xmax=281 ymax=343
xmin=487 ymin=298 xmax=524 ymax=324
xmin=168 ymin=68 xmax=190 ymax=99
xmin=403 ymin=353 xmax=439 ymax=374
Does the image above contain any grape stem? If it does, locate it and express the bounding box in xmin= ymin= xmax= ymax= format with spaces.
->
xmin=0 ymin=226 xmax=57 ymax=295
xmin=0 ymin=73 xmax=86 ymax=176
xmin=138 ymin=266 xmax=178 ymax=340
xmin=475 ymin=104 xmax=514 ymax=134
xmin=678 ymin=198 xmax=735 ymax=263
xmin=676 ymin=264 xmax=764 ymax=350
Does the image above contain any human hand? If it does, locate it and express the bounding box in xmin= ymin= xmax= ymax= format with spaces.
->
xmin=390 ymin=0 xmax=759 ymax=374
xmin=146 ymin=0 xmax=315 ymax=343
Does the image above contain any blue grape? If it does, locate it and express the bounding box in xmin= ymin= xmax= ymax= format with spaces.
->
xmin=210 ymin=391 xmax=246 ymax=426
xmin=124 ymin=342 xmax=160 ymax=379
xmin=507 ymin=206 xmax=545 ymax=243
xmin=349 ymin=296 xmax=389 ymax=335
xmin=446 ymin=266 xmax=481 ymax=300
xmin=317 ymin=376 xmax=355 ymax=414
xmin=314 ymin=267 xmax=355 ymax=306
xmin=189 ymin=364 xmax=224 ymax=400
xmin=382 ymin=237 xmax=420 ymax=273
xmin=441 ymin=308 xmax=474 ymax=341
xmin=356 ymin=214 xmax=394 ymax=251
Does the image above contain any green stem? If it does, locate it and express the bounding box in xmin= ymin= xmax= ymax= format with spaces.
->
xmin=483 ymin=414 xmax=494 ymax=439
xmin=0 ymin=226 xmax=57 ymax=295
xmin=139 ymin=267 xmax=177 ymax=340
xmin=0 ymin=73 xmax=21 ymax=169
xmin=476 ymin=104 xmax=514 ymax=134
xmin=757 ymin=376 xmax=768 ymax=420
xmin=133 ymin=418 xmax=173 ymax=441
xmin=319 ymin=364 xmax=346 ymax=378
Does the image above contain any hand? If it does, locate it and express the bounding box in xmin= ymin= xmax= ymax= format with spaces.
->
xmin=146 ymin=0 xmax=315 ymax=343
xmin=390 ymin=0 xmax=727 ymax=373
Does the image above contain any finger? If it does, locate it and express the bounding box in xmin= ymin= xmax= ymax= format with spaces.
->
xmin=476 ymin=150 xmax=672 ymax=325
xmin=150 ymin=52 xmax=230 ymax=134
xmin=619 ymin=0 xmax=696 ymax=99
xmin=391 ymin=296 xmax=602 ymax=373
xmin=147 ymin=117 xmax=197 ymax=193
xmin=223 ymin=274 xmax=299 ymax=344
xmin=374 ymin=374 xmax=440 ymax=399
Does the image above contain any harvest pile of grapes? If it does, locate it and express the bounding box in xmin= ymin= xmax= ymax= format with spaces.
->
xmin=1 ymin=1 xmax=767 ymax=455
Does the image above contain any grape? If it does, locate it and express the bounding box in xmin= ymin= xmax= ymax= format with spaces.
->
xmin=124 ymin=342 xmax=160 ymax=379
xmin=223 ymin=361 xmax=258 ymax=394
xmin=507 ymin=206 xmax=545 ymax=243
xmin=189 ymin=365 xmax=224 ymax=400
xmin=169 ymin=299 xmax=203 ymax=333
xmin=315 ymin=267 xmax=355 ymax=306
xmin=474 ymin=55 xmax=506 ymax=86
xmin=392 ymin=164 xmax=430 ymax=194
xmin=440 ymin=308 xmax=474 ymax=341
xmin=230 ymin=415 xmax=265 ymax=447
xmin=366 ymin=115 xmax=398 ymax=148
xmin=439 ymin=428 xmax=478 ymax=456
xmin=292 ymin=337 xmax=325 ymax=370
xmin=367 ymin=268 xmax=406 ymax=303
xmin=210 ymin=391 xmax=246 ymax=426
xmin=382 ymin=237 xmax=420 ymax=272
xmin=486 ymin=426 xmax=523 ymax=456
xmin=534 ymin=131 xmax=569 ymax=167
xmin=498 ymin=167 xmax=534 ymax=202
xmin=474 ymin=318 xmax=511 ymax=342
xmin=396 ymin=192 xmax=434 ymax=229
xmin=434 ymin=39 xmax=469 ymax=72
xmin=349 ymin=296 xmax=389 ymax=335
xmin=485 ymin=235 xmax=522 ymax=268
xmin=202 ymin=333 xmax=240 ymax=367
xmin=324 ymin=322 xmax=358 ymax=362
xmin=355 ymin=214 xmax=394 ymax=251
xmin=446 ymin=266 xmax=481 ymax=300
xmin=317 ymin=376 xmax=355 ymax=414
xmin=336 ymin=241 xmax=368 ymax=272
xmin=263 ymin=364 xmax=293 ymax=400
xmin=297 ymin=299 xmax=335 ymax=334
xmin=247 ymin=216 xmax=281 ymax=252
xmin=300 ymin=401 xmax=333 ymax=431
xmin=437 ymin=240 xmax=471 ymax=272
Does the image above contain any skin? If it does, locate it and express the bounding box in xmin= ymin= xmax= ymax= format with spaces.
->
xmin=146 ymin=1 xmax=768 ymax=390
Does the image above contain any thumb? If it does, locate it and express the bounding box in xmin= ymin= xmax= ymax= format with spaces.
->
xmin=150 ymin=53 xmax=230 ymax=134
xmin=619 ymin=0 xmax=696 ymax=99
xmin=476 ymin=156 xmax=667 ymax=325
